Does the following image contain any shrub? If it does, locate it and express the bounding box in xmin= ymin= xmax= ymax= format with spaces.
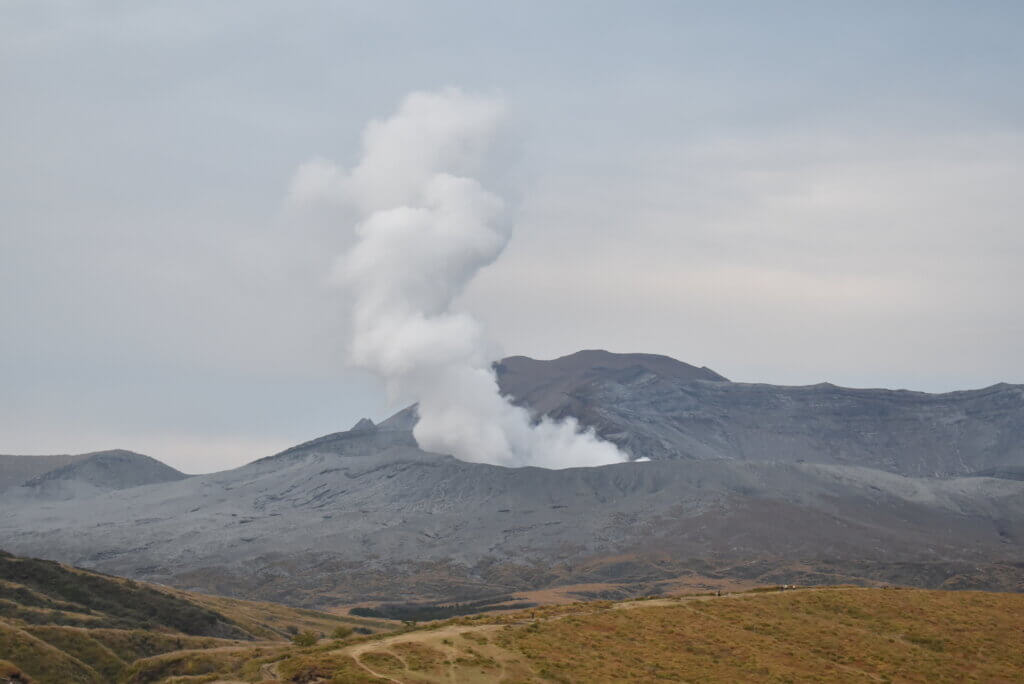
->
xmin=291 ymin=631 xmax=318 ymax=647
xmin=330 ymin=626 xmax=353 ymax=639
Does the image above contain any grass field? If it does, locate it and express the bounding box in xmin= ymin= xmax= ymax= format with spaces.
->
xmin=4 ymin=546 xmax=1024 ymax=683
xmin=301 ymin=587 xmax=1024 ymax=683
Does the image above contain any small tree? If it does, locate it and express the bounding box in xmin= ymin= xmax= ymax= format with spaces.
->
xmin=291 ymin=630 xmax=318 ymax=647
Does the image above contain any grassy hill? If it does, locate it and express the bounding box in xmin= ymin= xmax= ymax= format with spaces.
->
xmin=4 ymin=549 xmax=1024 ymax=683
xmin=0 ymin=550 xmax=392 ymax=683
xmin=205 ymin=586 xmax=1024 ymax=683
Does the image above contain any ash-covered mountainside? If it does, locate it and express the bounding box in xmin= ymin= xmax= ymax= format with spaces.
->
xmin=0 ymin=351 xmax=1021 ymax=606
xmin=0 ymin=453 xmax=90 ymax=491
xmin=5 ymin=449 xmax=189 ymax=500
xmin=497 ymin=350 xmax=1024 ymax=478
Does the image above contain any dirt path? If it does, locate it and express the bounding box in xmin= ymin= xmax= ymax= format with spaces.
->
xmin=345 ymin=622 xmax=512 ymax=683
xmin=257 ymin=659 xmax=279 ymax=682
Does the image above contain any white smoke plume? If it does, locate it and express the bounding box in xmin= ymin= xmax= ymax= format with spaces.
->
xmin=289 ymin=88 xmax=627 ymax=469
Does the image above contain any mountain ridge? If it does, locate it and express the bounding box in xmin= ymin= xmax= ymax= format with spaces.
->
xmin=0 ymin=350 xmax=1021 ymax=607
xmin=495 ymin=352 xmax=1024 ymax=477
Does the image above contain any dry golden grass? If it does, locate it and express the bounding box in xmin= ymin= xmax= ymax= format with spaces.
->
xmin=0 ymin=549 xmax=394 ymax=683
xmin=7 ymin=582 xmax=1024 ymax=682
xmin=275 ymin=651 xmax=385 ymax=682
xmin=22 ymin=626 xmax=126 ymax=681
xmin=492 ymin=588 xmax=1024 ymax=682
xmin=162 ymin=587 xmax=392 ymax=640
xmin=155 ymin=581 xmax=391 ymax=643
xmin=323 ymin=587 xmax=1024 ymax=683
xmin=0 ymin=620 xmax=100 ymax=683
xmin=0 ymin=659 xmax=35 ymax=683
xmin=118 ymin=645 xmax=284 ymax=684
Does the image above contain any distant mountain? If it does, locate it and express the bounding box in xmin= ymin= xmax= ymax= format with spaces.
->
xmin=498 ymin=350 xmax=1024 ymax=478
xmin=0 ymin=351 xmax=1021 ymax=607
xmin=10 ymin=449 xmax=189 ymax=500
xmin=496 ymin=349 xmax=728 ymax=417
xmin=0 ymin=453 xmax=90 ymax=491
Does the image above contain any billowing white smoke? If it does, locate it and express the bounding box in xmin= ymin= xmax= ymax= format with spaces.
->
xmin=290 ymin=88 xmax=626 ymax=469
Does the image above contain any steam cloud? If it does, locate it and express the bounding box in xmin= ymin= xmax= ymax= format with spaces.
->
xmin=289 ymin=89 xmax=627 ymax=469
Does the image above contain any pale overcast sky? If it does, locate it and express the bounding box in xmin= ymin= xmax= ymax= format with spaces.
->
xmin=2 ymin=2 xmax=1022 ymax=472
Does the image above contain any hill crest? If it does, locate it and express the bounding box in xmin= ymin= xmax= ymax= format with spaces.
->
xmin=18 ymin=450 xmax=188 ymax=499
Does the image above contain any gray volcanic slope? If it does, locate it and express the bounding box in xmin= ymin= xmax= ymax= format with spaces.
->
xmin=6 ymin=449 xmax=189 ymax=500
xmin=496 ymin=350 xmax=1024 ymax=478
xmin=0 ymin=351 xmax=1022 ymax=606
xmin=0 ymin=453 xmax=90 ymax=491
